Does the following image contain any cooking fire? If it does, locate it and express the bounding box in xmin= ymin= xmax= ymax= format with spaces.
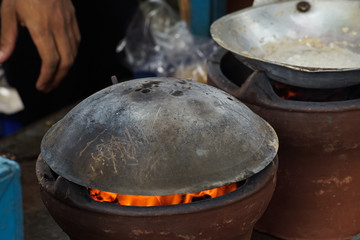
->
xmin=271 ymin=81 xmax=360 ymax=102
xmin=88 ymin=182 xmax=238 ymax=206
xmin=36 ymin=78 xmax=278 ymax=240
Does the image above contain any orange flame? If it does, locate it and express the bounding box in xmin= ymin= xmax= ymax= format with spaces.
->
xmin=273 ymin=82 xmax=300 ymax=100
xmin=283 ymin=90 xmax=297 ymax=99
xmin=88 ymin=183 xmax=237 ymax=206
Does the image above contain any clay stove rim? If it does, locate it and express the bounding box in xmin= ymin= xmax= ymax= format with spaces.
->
xmin=36 ymin=155 xmax=278 ymax=217
xmin=207 ymin=49 xmax=360 ymax=113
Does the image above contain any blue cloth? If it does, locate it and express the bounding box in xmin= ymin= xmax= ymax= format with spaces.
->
xmin=0 ymin=157 xmax=24 ymax=240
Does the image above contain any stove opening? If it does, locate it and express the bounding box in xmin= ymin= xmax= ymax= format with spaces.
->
xmin=271 ymin=80 xmax=360 ymax=102
xmin=88 ymin=181 xmax=245 ymax=207
xmin=220 ymin=53 xmax=253 ymax=87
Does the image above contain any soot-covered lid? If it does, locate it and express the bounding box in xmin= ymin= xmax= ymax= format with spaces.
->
xmin=40 ymin=78 xmax=278 ymax=195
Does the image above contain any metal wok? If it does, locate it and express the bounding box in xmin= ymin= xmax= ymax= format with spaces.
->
xmin=40 ymin=78 xmax=278 ymax=196
xmin=210 ymin=0 xmax=360 ymax=89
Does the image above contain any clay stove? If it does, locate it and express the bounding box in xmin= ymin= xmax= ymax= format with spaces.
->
xmin=36 ymin=77 xmax=279 ymax=240
xmin=207 ymin=48 xmax=360 ymax=239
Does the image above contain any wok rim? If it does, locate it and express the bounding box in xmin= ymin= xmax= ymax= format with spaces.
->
xmin=210 ymin=0 xmax=360 ymax=73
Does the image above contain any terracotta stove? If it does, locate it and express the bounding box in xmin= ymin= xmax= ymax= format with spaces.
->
xmin=36 ymin=78 xmax=279 ymax=240
xmin=207 ymin=48 xmax=360 ymax=239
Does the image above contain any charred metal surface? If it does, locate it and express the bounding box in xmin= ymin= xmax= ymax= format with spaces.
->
xmin=40 ymin=77 xmax=278 ymax=196
xmin=36 ymin=155 xmax=278 ymax=240
xmin=207 ymin=48 xmax=360 ymax=239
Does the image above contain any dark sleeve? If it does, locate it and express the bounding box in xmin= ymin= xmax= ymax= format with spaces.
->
xmin=3 ymin=0 xmax=139 ymax=124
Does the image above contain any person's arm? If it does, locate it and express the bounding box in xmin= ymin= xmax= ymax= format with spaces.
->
xmin=0 ymin=0 xmax=81 ymax=92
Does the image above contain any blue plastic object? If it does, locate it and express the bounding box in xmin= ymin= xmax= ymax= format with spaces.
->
xmin=0 ymin=113 xmax=23 ymax=138
xmin=190 ymin=0 xmax=226 ymax=37
xmin=0 ymin=157 xmax=24 ymax=240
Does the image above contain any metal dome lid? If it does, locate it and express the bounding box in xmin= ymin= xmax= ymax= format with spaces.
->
xmin=40 ymin=77 xmax=278 ymax=195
